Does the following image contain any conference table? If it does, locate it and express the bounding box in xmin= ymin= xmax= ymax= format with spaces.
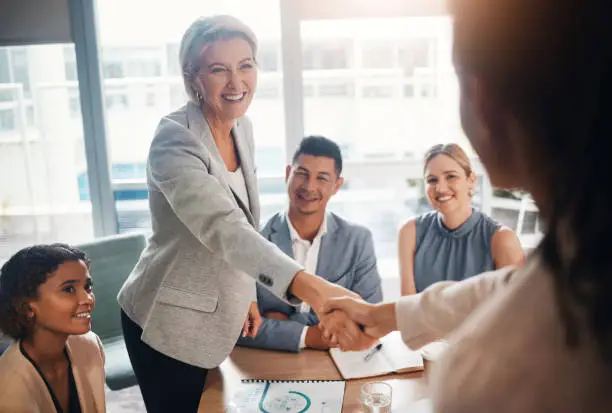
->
xmin=198 ymin=346 xmax=431 ymax=412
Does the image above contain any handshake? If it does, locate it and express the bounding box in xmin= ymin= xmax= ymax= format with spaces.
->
xmin=291 ymin=270 xmax=399 ymax=351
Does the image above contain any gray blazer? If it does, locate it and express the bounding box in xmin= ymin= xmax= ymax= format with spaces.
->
xmin=117 ymin=102 xmax=302 ymax=369
xmin=237 ymin=212 xmax=383 ymax=352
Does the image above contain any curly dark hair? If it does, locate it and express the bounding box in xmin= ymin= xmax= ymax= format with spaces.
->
xmin=0 ymin=243 xmax=89 ymax=340
xmin=451 ymin=0 xmax=612 ymax=361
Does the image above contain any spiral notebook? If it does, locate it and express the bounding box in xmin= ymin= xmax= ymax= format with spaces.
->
xmin=227 ymin=379 xmax=345 ymax=413
xmin=329 ymin=331 xmax=424 ymax=380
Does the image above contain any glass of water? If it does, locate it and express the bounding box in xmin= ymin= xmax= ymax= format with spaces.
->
xmin=361 ymin=382 xmax=392 ymax=413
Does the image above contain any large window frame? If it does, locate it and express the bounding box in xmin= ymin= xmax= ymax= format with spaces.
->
xmin=11 ymin=0 xmax=514 ymax=241
xmin=278 ymin=0 xmax=494 ymax=216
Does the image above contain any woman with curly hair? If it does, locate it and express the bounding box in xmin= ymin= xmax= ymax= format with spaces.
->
xmin=0 ymin=244 xmax=105 ymax=413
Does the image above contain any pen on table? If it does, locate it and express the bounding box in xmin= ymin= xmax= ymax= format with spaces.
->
xmin=363 ymin=343 xmax=383 ymax=362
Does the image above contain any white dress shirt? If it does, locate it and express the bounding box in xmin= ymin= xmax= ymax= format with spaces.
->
xmin=286 ymin=213 xmax=328 ymax=349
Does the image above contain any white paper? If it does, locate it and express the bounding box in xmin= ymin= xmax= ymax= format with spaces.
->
xmin=227 ymin=381 xmax=345 ymax=413
xmin=329 ymin=331 xmax=424 ymax=379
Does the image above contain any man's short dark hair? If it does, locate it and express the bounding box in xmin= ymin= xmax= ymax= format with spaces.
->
xmin=292 ymin=136 xmax=343 ymax=175
xmin=0 ymin=244 xmax=89 ymax=340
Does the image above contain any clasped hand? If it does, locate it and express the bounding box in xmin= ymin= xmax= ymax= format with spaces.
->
xmin=317 ymin=309 xmax=376 ymax=351
xmin=290 ymin=271 xmax=395 ymax=351
xmin=317 ymin=296 xmax=397 ymax=351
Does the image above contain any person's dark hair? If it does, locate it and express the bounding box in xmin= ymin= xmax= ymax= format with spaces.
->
xmin=0 ymin=244 xmax=89 ymax=340
xmin=292 ymin=136 xmax=343 ymax=175
xmin=451 ymin=0 xmax=612 ymax=360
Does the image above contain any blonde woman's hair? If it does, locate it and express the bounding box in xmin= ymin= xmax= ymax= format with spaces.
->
xmin=423 ymin=143 xmax=473 ymax=177
xmin=179 ymin=15 xmax=258 ymax=104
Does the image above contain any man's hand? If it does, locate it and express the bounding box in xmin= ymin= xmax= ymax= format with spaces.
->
xmin=289 ymin=271 xmax=368 ymax=350
xmin=242 ymin=301 xmax=263 ymax=338
xmin=318 ymin=310 xmax=378 ymax=351
xmin=305 ymin=326 xmax=334 ymax=350
xmin=321 ymin=297 xmax=397 ymax=340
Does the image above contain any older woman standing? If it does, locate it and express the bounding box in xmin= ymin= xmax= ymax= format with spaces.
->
xmin=117 ymin=15 xmax=361 ymax=412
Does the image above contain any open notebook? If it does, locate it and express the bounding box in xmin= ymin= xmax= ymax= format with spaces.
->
xmin=329 ymin=331 xmax=424 ymax=380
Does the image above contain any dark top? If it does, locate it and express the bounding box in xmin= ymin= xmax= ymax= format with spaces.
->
xmin=20 ymin=342 xmax=82 ymax=413
xmin=413 ymin=209 xmax=500 ymax=292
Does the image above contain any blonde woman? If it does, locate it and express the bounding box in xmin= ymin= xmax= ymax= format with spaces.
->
xmin=399 ymin=144 xmax=524 ymax=294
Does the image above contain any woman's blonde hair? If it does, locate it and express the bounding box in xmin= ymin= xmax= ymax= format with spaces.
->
xmin=423 ymin=143 xmax=473 ymax=177
xmin=179 ymin=15 xmax=258 ymax=104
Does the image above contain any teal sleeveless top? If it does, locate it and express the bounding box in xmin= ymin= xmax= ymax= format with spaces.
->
xmin=413 ymin=209 xmax=500 ymax=292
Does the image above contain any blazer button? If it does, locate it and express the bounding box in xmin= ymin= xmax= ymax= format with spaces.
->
xmin=259 ymin=274 xmax=273 ymax=286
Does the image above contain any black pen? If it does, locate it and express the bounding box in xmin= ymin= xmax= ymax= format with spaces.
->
xmin=363 ymin=343 xmax=383 ymax=362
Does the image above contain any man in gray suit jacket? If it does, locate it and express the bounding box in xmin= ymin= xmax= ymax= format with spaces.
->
xmin=238 ymin=136 xmax=383 ymax=352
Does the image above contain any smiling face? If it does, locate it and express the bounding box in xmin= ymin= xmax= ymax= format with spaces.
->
xmin=27 ymin=260 xmax=95 ymax=337
xmin=424 ymin=153 xmax=476 ymax=215
xmin=194 ymin=37 xmax=257 ymax=122
xmin=286 ymin=154 xmax=343 ymax=216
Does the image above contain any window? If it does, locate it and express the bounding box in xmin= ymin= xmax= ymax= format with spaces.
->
xmin=63 ymin=46 xmax=78 ymax=81
xmin=97 ymin=0 xmax=287 ymax=233
xmin=256 ymin=86 xmax=280 ymax=99
xmin=403 ymin=84 xmax=414 ymax=97
xmin=103 ymin=62 xmax=124 ymax=78
xmin=362 ymin=85 xmax=394 ymax=98
xmin=398 ymin=38 xmax=431 ymax=76
xmin=165 ymin=43 xmax=181 ymax=75
xmin=105 ymin=94 xmax=129 ymax=110
xmin=10 ymin=49 xmax=31 ymax=98
xmin=303 ymin=84 xmax=315 ymax=97
xmin=0 ymin=109 xmax=15 ymax=132
xmin=258 ymin=44 xmax=279 ymax=72
xmin=145 ymin=91 xmax=156 ymax=107
xmin=65 ymin=61 xmax=77 ymax=81
xmin=68 ymin=93 xmax=80 ymax=118
xmin=0 ymin=50 xmax=10 ymax=83
xmin=362 ymin=42 xmax=395 ymax=69
xmin=319 ymin=83 xmax=353 ymax=97
xmin=0 ymin=45 xmax=94 ymax=261
xmin=303 ymin=41 xmax=352 ymax=70
xmin=126 ymin=59 xmax=161 ymax=78
xmin=300 ymin=17 xmax=468 ymax=261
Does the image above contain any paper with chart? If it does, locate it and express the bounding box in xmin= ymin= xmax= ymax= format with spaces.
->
xmin=227 ymin=380 xmax=345 ymax=413
xmin=329 ymin=331 xmax=424 ymax=379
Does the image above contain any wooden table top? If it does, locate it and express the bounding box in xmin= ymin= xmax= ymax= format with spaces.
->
xmin=198 ymin=346 xmax=431 ymax=412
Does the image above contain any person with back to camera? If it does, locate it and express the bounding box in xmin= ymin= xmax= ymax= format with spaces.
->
xmin=321 ymin=0 xmax=612 ymax=411
xmin=399 ymin=143 xmax=524 ymax=295
xmin=116 ymin=15 xmax=370 ymax=413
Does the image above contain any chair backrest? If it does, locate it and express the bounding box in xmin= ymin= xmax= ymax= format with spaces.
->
xmin=76 ymin=233 xmax=146 ymax=341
